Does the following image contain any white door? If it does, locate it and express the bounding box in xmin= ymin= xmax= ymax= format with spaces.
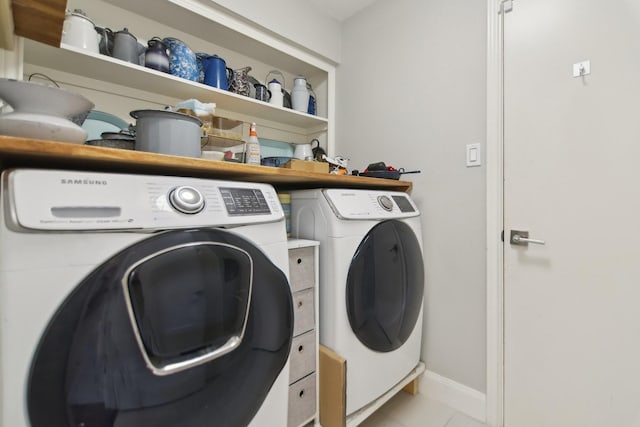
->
xmin=503 ymin=1 xmax=640 ymax=426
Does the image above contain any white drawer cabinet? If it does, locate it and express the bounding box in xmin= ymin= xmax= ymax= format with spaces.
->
xmin=292 ymin=288 xmax=315 ymax=336
xmin=287 ymin=239 xmax=320 ymax=427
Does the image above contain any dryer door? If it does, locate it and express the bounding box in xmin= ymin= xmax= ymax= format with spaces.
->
xmin=346 ymin=220 xmax=424 ymax=352
xmin=27 ymin=228 xmax=293 ymax=427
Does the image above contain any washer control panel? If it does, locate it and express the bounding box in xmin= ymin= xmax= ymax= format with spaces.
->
xmin=323 ymin=189 xmax=419 ymax=220
xmin=5 ymin=169 xmax=284 ymax=231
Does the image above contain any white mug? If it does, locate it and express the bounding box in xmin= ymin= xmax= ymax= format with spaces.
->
xmin=293 ymin=143 xmax=313 ymax=160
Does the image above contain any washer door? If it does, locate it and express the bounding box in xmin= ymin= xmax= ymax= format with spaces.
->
xmin=346 ymin=220 xmax=424 ymax=352
xmin=27 ymin=229 xmax=293 ymax=427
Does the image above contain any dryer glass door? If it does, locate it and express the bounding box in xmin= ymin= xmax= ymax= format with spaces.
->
xmin=346 ymin=220 xmax=424 ymax=352
xmin=27 ymin=228 xmax=293 ymax=427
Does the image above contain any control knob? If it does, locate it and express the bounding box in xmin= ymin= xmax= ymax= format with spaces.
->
xmin=169 ymin=186 xmax=205 ymax=214
xmin=378 ymin=195 xmax=393 ymax=211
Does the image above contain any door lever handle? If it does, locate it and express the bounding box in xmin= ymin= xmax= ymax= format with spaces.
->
xmin=510 ymin=230 xmax=545 ymax=246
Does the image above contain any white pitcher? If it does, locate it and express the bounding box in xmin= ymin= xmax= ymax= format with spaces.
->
xmin=291 ymin=76 xmax=310 ymax=113
xmin=61 ymin=9 xmax=100 ymax=54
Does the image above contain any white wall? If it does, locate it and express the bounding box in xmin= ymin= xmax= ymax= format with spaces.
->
xmin=337 ymin=0 xmax=487 ymax=392
xmin=210 ymin=0 xmax=342 ymax=64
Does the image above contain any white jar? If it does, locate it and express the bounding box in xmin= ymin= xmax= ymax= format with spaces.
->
xmin=291 ymin=77 xmax=310 ymax=113
xmin=268 ymin=80 xmax=284 ymax=107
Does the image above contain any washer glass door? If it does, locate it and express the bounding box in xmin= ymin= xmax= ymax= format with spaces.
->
xmin=346 ymin=220 xmax=424 ymax=352
xmin=27 ymin=229 xmax=293 ymax=427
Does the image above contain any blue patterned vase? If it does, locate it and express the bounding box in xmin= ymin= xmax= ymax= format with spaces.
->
xmin=162 ymin=37 xmax=198 ymax=81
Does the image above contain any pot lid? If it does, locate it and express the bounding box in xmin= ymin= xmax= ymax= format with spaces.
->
xmin=116 ymin=27 xmax=137 ymax=40
xmin=130 ymin=109 xmax=202 ymax=126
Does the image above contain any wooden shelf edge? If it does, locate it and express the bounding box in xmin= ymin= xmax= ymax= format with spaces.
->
xmin=12 ymin=0 xmax=65 ymax=47
xmin=0 ymin=0 xmax=14 ymax=50
xmin=0 ymin=136 xmax=413 ymax=192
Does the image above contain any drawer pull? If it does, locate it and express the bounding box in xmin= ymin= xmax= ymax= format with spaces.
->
xmin=297 ymin=258 xmax=303 ymax=264
xmin=299 ymin=389 xmax=305 ymax=398
xmin=297 ymin=300 xmax=303 ymax=308
xmin=298 ymin=345 xmax=304 ymax=353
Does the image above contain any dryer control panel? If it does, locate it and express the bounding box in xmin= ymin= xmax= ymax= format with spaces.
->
xmin=322 ymin=189 xmax=420 ymax=220
xmin=3 ymin=169 xmax=284 ymax=231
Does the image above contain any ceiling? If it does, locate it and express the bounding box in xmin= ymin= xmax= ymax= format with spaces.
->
xmin=307 ymin=0 xmax=379 ymax=21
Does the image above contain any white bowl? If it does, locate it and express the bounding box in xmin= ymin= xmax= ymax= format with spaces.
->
xmin=0 ymin=78 xmax=94 ymax=117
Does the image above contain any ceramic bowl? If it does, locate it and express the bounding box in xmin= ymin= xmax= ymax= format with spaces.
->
xmin=0 ymin=78 xmax=94 ymax=118
xmin=85 ymin=138 xmax=135 ymax=150
xmin=261 ymin=156 xmax=292 ymax=167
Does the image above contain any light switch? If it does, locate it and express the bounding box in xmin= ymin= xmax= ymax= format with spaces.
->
xmin=466 ymin=143 xmax=481 ymax=167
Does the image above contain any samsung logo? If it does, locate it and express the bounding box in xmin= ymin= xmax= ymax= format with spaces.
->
xmin=60 ymin=179 xmax=108 ymax=185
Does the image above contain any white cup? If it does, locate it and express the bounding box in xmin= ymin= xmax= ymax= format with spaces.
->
xmin=293 ymin=143 xmax=313 ymax=160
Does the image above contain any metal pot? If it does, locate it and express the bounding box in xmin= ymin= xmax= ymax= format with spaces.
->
xmin=130 ymin=109 xmax=202 ymax=158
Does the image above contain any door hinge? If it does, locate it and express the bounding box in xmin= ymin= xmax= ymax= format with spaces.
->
xmin=499 ymin=0 xmax=513 ymax=14
xmin=501 ymin=230 xmax=504 ymax=242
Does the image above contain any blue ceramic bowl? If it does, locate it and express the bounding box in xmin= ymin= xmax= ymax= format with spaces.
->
xmin=261 ymin=156 xmax=292 ymax=167
xmin=162 ymin=37 xmax=198 ymax=81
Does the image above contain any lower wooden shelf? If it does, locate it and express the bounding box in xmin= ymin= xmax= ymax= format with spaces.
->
xmin=0 ymin=136 xmax=413 ymax=192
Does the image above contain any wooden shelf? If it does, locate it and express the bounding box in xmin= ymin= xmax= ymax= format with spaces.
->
xmin=0 ymin=136 xmax=413 ymax=192
xmin=12 ymin=0 xmax=65 ymax=48
xmin=23 ymin=41 xmax=329 ymax=131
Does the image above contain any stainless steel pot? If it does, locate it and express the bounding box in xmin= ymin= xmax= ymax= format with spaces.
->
xmin=130 ymin=109 xmax=202 ymax=158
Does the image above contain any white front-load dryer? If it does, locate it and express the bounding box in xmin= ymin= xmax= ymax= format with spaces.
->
xmin=291 ymin=189 xmax=424 ymax=416
xmin=0 ymin=169 xmax=293 ymax=427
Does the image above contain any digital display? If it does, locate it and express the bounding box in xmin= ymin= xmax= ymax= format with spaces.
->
xmin=220 ymin=188 xmax=271 ymax=215
xmin=392 ymin=195 xmax=415 ymax=213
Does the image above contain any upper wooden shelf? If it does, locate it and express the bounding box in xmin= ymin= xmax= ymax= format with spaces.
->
xmin=0 ymin=136 xmax=413 ymax=192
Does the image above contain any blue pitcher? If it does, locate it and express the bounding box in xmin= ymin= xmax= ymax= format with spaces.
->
xmin=200 ymin=54 xmax=229 ymax=90
xmin=162 ymin=37 xmax=198 ymax=81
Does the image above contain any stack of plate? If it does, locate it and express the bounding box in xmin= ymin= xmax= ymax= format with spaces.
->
xmin=83 ymin=111 xmax=134 ymax=150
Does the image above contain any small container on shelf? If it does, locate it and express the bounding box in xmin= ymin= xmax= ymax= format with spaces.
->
xmin=200 ymin=115 xmax=243 ymax=149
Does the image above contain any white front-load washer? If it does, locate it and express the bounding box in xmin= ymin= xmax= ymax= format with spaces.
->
xmin=291 ymin=189 xmax=424 ymax=416
xmin=0 ymin=169 xmax=293 ymax=427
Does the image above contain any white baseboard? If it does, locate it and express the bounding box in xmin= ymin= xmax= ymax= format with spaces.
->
xmin=419 ymin=370 xmax=486 ymax=423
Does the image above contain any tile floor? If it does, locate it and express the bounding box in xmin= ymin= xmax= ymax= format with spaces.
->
xmin=358 ymin=392 xmax=486 ymax=427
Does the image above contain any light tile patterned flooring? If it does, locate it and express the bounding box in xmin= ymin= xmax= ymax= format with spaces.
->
xmin=358 ymin=392 xmax=486 ymax=427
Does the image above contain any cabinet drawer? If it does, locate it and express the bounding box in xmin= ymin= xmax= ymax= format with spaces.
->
xmin=289 ymin=247 xmax=315 ymax=292
xmin=292 ymin=288 xmax=314 ymax=336
xmin=290 ymin=330 xmax=316 ymax=384
xmin=288 ymin=373 xmax=317 ymax=427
